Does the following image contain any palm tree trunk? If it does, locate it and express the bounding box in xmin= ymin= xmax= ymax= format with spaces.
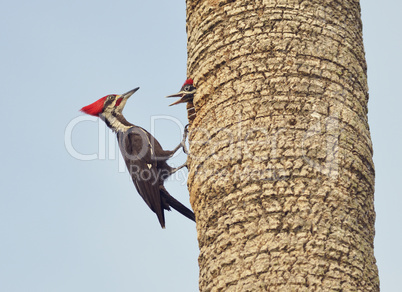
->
xmin=185 ymin=0 xmax=379 ymax=290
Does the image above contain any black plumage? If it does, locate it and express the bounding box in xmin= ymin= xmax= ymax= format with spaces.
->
xmin=116 ymin=125 xmax=195 ymax=228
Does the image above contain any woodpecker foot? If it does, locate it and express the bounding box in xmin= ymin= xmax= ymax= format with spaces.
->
xmin=181 ymin=124 xmax=189 ymax=154
xmin=167 ymin=124 xmax=190 ymax=158
xmin=170 ymin=162 xmax=188 ymax=175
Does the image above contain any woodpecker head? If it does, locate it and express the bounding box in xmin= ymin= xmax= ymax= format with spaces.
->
xmin=166 ymin=79 xmax=196 ymax=106
xmin=81 ymin=87 xmax=139 ymax=117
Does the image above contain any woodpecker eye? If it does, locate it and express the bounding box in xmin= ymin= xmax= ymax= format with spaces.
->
xmin=108 ymin=95 xmax=116 ymax=100
xmin=184 ymin=85 xmax=191 ymax=91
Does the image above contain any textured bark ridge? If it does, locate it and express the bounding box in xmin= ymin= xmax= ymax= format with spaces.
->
xmin=186 ymin=0 xmax=378 ymax=291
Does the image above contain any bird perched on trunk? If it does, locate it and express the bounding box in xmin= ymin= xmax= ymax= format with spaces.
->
xmin=81 ymin=87 xmax=195 ymax=228
xmin=167 ymin=79 xmax=197 ymax=122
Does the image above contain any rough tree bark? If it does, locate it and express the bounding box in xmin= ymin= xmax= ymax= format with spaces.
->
xmin=185 ymin=0 xmax=378 ymax=291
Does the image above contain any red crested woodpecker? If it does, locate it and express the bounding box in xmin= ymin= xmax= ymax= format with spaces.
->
xmin=167 ymin=79 xmax=197 ymax=121
xmin=81 ymin=88 xmax=195 ymax=228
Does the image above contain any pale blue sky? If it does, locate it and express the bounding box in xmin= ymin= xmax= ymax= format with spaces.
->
xmin=0 ymin=1 xmax=400 ymax=291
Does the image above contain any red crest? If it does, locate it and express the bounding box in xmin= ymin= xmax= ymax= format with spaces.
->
xmin=81 ymin=96 xmax=107 ymax=116
xmin=183 ymin=79 xmax=193 ymax=86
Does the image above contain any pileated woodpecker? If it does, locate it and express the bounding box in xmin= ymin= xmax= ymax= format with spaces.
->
xmin=167 ymin=79 xmax=197 ymax=121
xmin=81 ymin=87 xmax=195 ymax=228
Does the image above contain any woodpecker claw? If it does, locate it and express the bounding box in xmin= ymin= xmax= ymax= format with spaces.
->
xmin=170 ymin=161 xmax=188 ymax=175
xmin=181 ymin=124 xmax=189 ymax=154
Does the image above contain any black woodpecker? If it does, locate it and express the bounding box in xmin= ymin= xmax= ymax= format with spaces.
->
xmin=81 ymin=87 xmax=195 ymax=228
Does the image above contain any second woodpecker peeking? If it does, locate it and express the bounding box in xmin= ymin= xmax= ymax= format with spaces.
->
xmin=167 ymin=79 xmax=197 ymax=121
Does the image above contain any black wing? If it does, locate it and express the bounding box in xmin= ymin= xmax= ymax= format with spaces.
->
xmin=117 ymin=127 xmax=166 ymax=227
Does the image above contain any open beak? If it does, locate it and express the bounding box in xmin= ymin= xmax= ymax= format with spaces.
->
xmin=166 ymin=91 xmax=186 ymax=106
xmin=115 ymin=87 xmax=139 ymax=111
xmin=168 ymin=98 xmax=187 ymax=106
xmin=166 ymin=91 xmax=185 ymax=98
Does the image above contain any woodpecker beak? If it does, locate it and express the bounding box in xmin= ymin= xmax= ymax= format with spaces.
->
xmin=166 ymin=91 xmax=185 ymax=98
xmin=168 ymin=97 xmax=187 ymax=106
xmin=115 ymin=87 xmax=139 ymax=111
xmin=166 ymin=91 xmax=188 ymax=106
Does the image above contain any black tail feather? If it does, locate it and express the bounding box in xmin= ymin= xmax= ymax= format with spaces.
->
xmin=160 ymin=187 xmax=195 ymax=222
